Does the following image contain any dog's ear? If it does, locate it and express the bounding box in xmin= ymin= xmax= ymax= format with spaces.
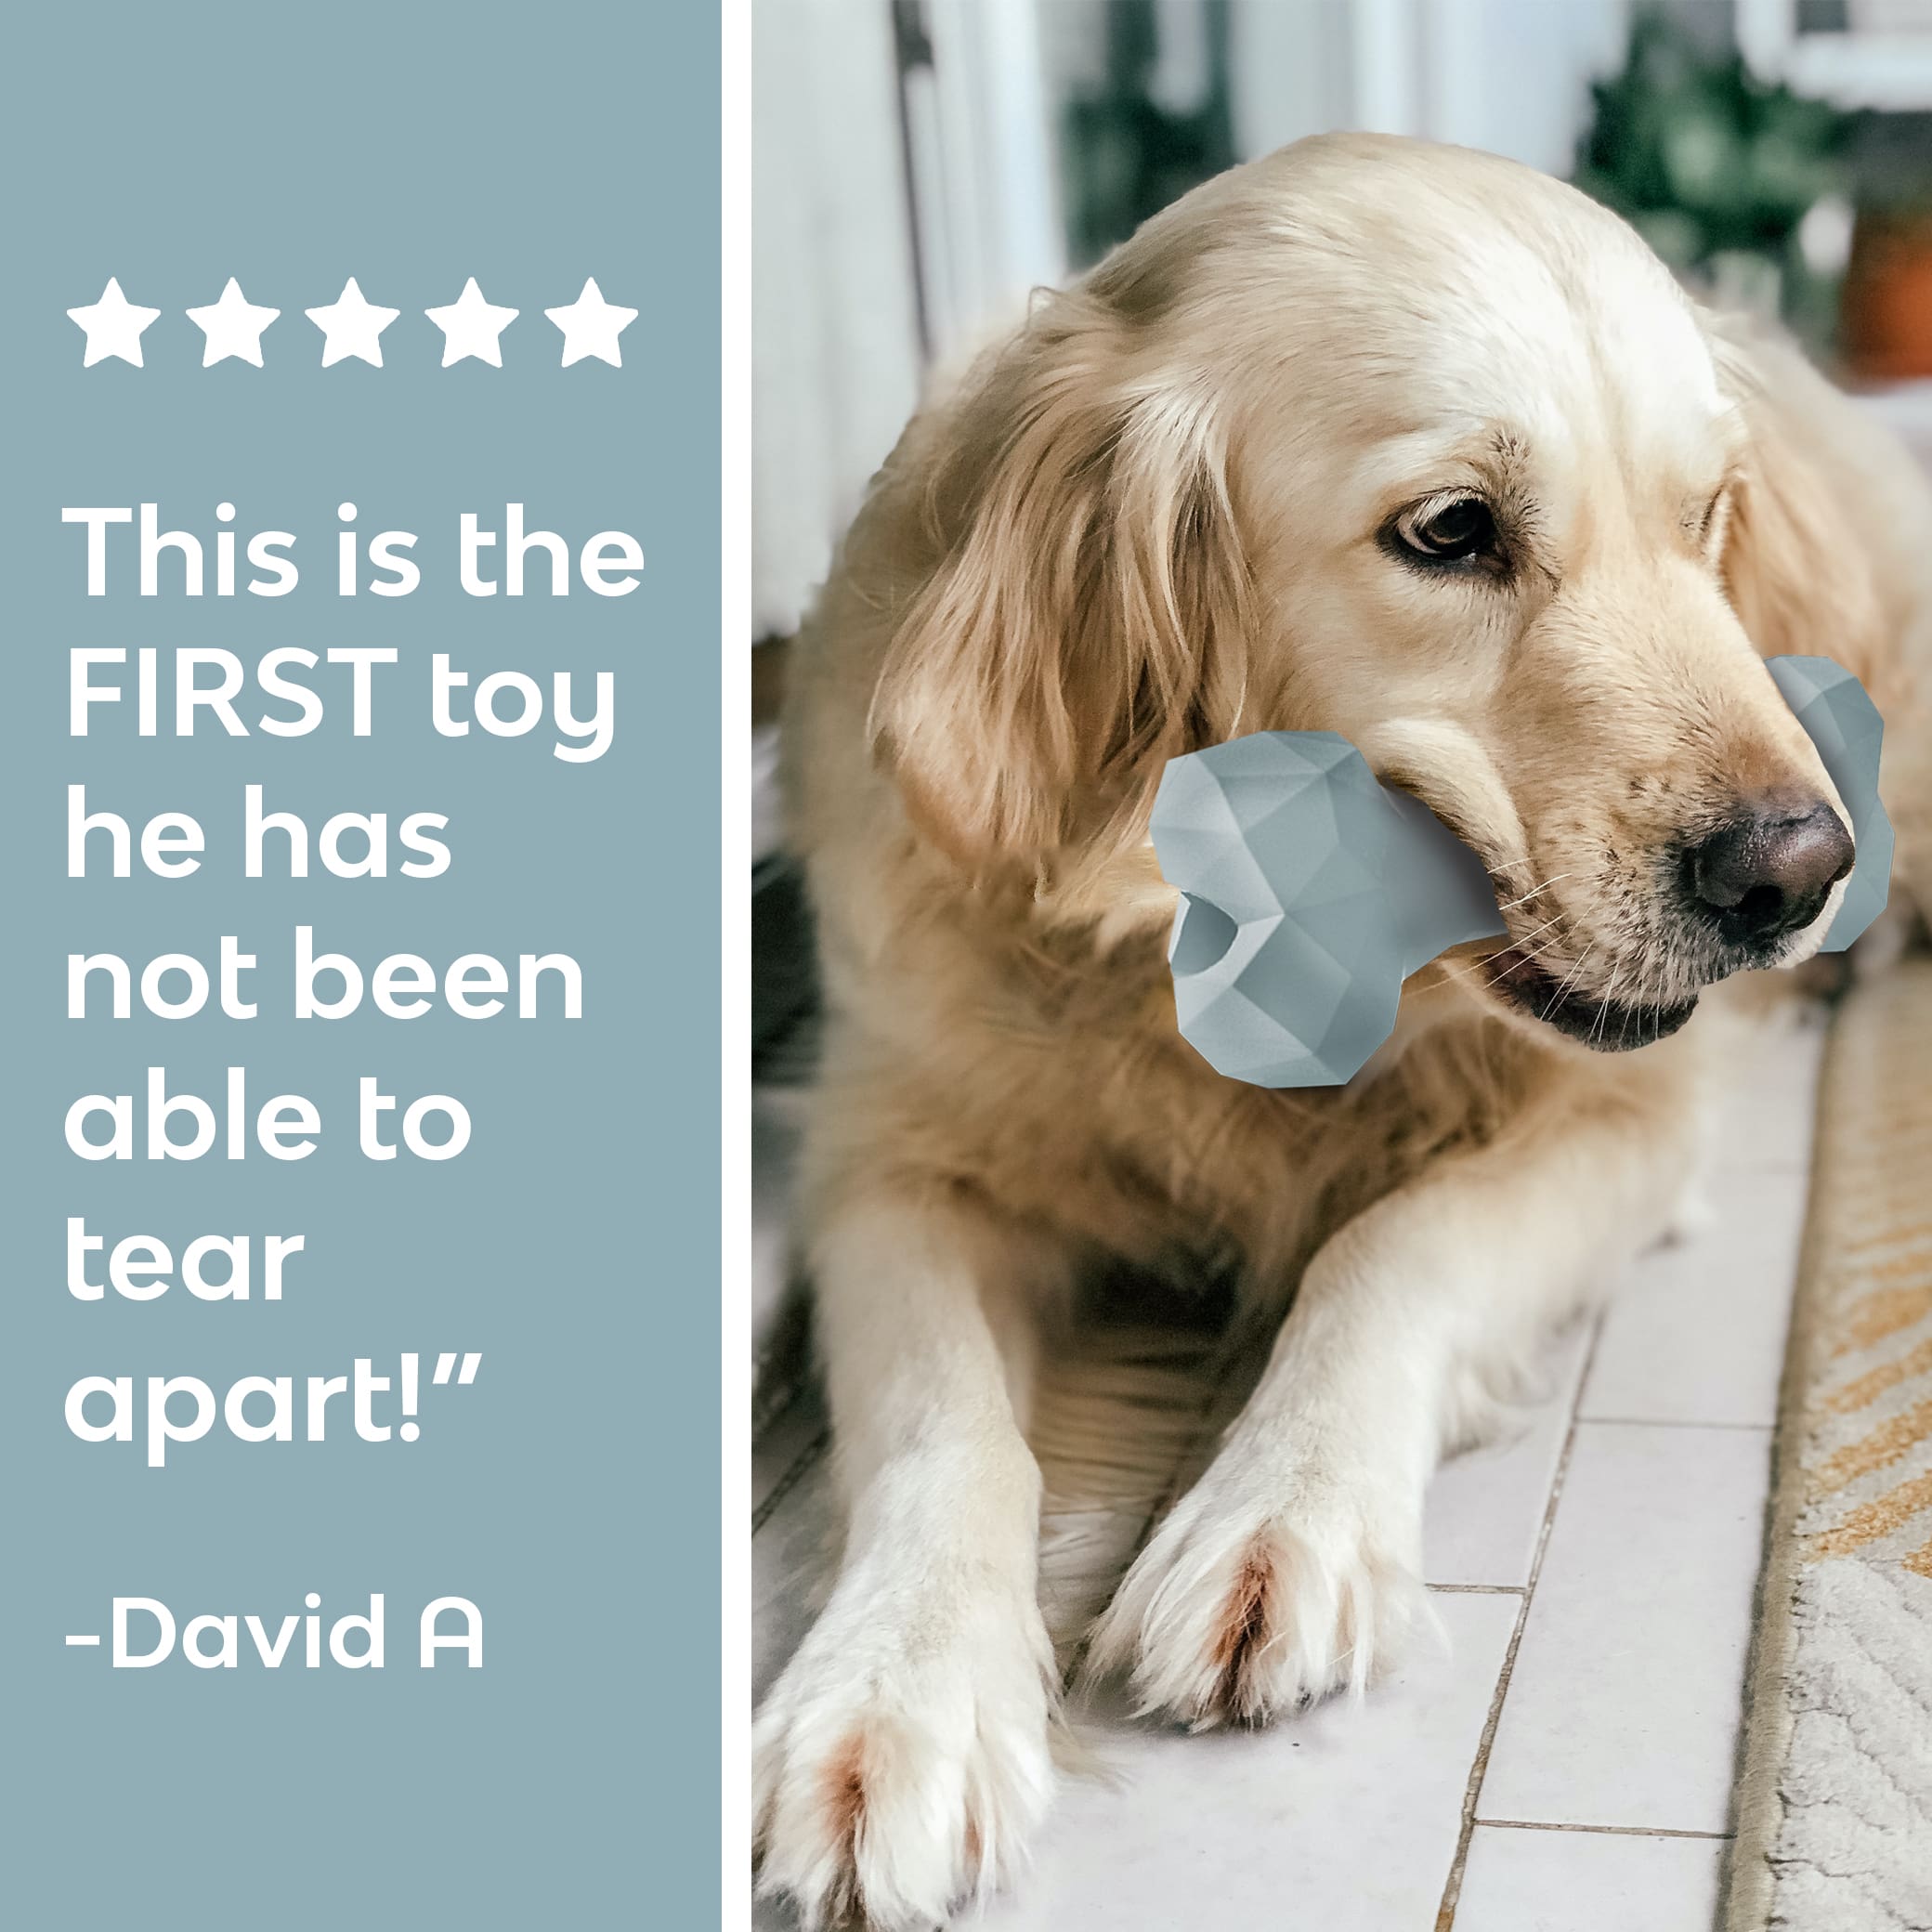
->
xmin=1710 ymin=324 xmax=1886 ymax=680
xmin=868 ymin=290 xmax=1251 ymax=869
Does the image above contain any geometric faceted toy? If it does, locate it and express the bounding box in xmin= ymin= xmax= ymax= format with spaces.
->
xmin=1763 ymin=654 xmax=1891 ymax=951
xmin=1150 ymin=729 xmax=1505 ymax=1088
xmin=1151 ymin=656 xmax=1888 ymax=1088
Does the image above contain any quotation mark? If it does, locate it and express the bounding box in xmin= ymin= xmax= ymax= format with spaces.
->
xmin=66 ymin=276 xmax=636 ymax=370
xmin=396 ymin=1351 xmax=483 ymax=1443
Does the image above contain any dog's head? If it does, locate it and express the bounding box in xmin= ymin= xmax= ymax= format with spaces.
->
xmin=869 ymin=134 xmax=1868 ymax=1051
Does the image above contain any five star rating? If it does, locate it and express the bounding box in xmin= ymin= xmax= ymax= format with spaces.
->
xmin=66 ymin=276 xmax=637 ymax=370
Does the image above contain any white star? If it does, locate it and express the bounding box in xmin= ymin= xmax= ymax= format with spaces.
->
xmin=544 ymin=278 xmax=638 ymax=368
xmin=305 ymin=278 xmax=400 ymax=368
xmin=68 ymin=278 xmax=161 ymax=368
xmin=424 ymin=278 xmax=518 ymax=368
xmin=185 ymin=278 xmax=280 ymax=368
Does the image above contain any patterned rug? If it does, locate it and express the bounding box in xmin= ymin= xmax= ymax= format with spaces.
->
xmin=1727 ymin=961 xmax=1932 ymax=1931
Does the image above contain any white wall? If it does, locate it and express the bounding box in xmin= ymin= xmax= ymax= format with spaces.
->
xmin=1230 ymin=0 xmax=1631 ymax=176
xmin=909 ymin=0 xmax=1066 ymax=363
xmin=751 ymin=0 xmax=923 ymax=638
xmin=751 ymin=0 xmax=1066 ymax=639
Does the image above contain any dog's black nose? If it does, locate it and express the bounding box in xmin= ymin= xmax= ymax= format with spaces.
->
xmin=1689 ymin=794 xmax=1853 ymax=945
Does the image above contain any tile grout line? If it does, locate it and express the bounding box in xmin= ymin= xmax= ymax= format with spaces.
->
xmin=1433 ymin=1311 xmax=1606 ymax=1932
xmin=751 ymin=1426 xmax=829 ymax=1537
xmin=1473 ymin=1818 xmax=1734 ymax=1841
xmin=1426 ymin=1583 xmax=1527 ymax=1596
xmin=1573 ymin=1416 xmax=1775 ymax=1433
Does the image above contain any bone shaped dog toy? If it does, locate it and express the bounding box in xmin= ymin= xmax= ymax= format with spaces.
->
xmin=1149 ymin=655 xmax=1891 ymax=1089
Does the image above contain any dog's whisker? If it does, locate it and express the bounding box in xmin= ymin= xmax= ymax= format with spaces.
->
xmin=1537 ymin=945 xmax=1595 ymax=1023
xmin=1425 ymin=923 xmax=1573 ymax=999
xmin=1491 ymin=869 xmax=1580 ymax=914
xmin=1588 ymin=958 xmax=1625 ymax=1047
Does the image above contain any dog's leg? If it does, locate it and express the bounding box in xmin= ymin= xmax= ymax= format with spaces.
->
xmin=1088 ymin=1085 xmax=1695 ymax=1729
xmin=753 ymin=1185 xmax=1062 ymax=1931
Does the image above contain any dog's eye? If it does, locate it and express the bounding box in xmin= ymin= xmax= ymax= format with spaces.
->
xmin=1390 ymin=495 xmax=1500 ymax=567
xmin=1693 ymin=485 xmax=1730 ymax=554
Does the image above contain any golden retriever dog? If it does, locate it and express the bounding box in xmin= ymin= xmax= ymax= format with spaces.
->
xmin=755 ymin=134 xmax=1932 ymax=1929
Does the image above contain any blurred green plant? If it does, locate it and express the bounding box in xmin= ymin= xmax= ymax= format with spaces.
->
xmin=1573 ymin=8 xmax=1852 ymax=338
xmin=1061 ymin=0 xmax=1236 ymax=269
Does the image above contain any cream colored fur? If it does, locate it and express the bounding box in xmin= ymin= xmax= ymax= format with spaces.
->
xmin=753 ymin=135 xmax=1932 ymax=1930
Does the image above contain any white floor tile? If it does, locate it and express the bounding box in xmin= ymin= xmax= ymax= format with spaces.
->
xmin=1426 ymin=1322 xmax=1591 ymax=1587
xmin=1454 ymin=1824 xmax=1725 ymax=1931
xmin=1581 ymin=1170 xmax=1808 ymax=1428
xmin=1478 ymin=1421 xmax=1771 ymax=1832
xmin=978 ymin=1594 xmax=1518 ymax=1932
xmin=1703 ymin=1007 xmax=1826 ymax=1177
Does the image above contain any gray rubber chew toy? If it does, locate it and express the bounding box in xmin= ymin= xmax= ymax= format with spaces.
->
xmin=1151 ymin=731 xmax=1506 ymax=1088
xmin=1150 ymin=654 xmax=1889 ymax=1089
xmin=1764 ymin=655 xmax=1892 ymax=953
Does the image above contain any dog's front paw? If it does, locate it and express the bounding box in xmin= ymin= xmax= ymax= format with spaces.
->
xmin=753 ymin=1574 xmax=1057 ymax=1930
xmin=1086 ymin=1445 xmax=1425 ymax=1730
